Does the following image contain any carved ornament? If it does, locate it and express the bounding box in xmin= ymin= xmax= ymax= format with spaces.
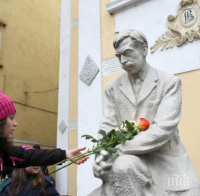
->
xmin=151 ymin=0 xmax=200 ymax=54
xmin=79 ymin=55 xmax=100 ymax=86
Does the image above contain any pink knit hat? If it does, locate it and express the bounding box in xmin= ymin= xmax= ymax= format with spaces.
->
xmin=0 ymin=91 xmax=16 ymax=120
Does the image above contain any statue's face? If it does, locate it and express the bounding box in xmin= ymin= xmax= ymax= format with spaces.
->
xmin=115 ymin=37 xmax=146 ymax=75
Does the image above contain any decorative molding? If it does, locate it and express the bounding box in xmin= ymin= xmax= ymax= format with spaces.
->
xmin=71 ymin=18 xmax=79 ymax=27
xmin=79 ymin=55 xmax=100 ymax=85
xmin=11 ymin=139 xmax=56 ymax=147
xmin=106 ymin=0 xmax=146 ymax=14
xmin=69 ymin=120 xmax=78 ymax=131
xmin=78 ymin=0 xmax=102 ymax=195
xmin=151 ymin=0 xmax=200 ymax=53
xmin=102 ymin=57 xmax=124 ymax=77
xmin=57 ymin=0 xmax=71 ymax=194
xmin=58 ymin=120 xmax=67 ymax=134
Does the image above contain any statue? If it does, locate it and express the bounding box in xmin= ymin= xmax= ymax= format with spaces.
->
xmin=88 ymin=29 xmax=200 ymax=196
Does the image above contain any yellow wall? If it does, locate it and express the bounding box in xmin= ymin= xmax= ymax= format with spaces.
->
xmin=68 ymin=130 xmax=78 ymax=196
xmin=0 ymin=0 xmax=60 ymax=145
xmin=68 ymin=0 xmax=79 ymax=195
xmin=71 ymin=0 xmax=79 ymax=21
xmin=101 ymin=0 xmax=200 ymax=181
xmin=69 ymin=25 xmax=78 ymax=122
xmin=101 ymin=0 xmax=117 ymax=60
xmin=14 ymin=104 xmax=57 ymax=144
xmin=177 ymin=71 xmax=200 ymax=179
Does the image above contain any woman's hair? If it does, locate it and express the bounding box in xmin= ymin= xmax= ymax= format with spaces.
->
xmin=9 ymin=168 xmax=47 ymax=196
xmin=0 ymin=117 xmax=13 ymax=151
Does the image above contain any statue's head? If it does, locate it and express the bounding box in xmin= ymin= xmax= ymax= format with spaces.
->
xmin=113 ymin=29 xmax=148 ymax=75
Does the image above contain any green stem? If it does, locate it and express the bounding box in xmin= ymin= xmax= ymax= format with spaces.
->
xmin=48 ymin=152 xmax=94 ymax=175
xmin=49 ymin=151 xmax=92 ymax=168
xmin=49 ymin=159 xmax=68 ymax=168
xmin=107 ymin=138 xmax=119 ymax=148
xmin=49 ymin=137 xmax=123 ymax=172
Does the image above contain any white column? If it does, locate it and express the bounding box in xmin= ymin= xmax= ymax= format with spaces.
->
xmin=56 ymin=0 xmax=71 ymax=195
xmin=78 ymin=1 xmax=102 ymax=196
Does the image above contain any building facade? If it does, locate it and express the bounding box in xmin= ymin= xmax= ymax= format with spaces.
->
xmin=0 ymin=0 xmax=60 ymax=177
xmin=59 ymin=0 xmax=200 ymax=195
xmin=1 ymin=0 xmax=200 ymax=196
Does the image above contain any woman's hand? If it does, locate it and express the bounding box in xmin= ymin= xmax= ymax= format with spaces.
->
xmin=66 ymin=147 xmax=89 ymax=165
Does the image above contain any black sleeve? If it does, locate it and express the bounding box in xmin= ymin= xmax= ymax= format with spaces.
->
xmin=1 ymin=166 xmax=14 ymax=179
xmin=2 ymin=146 xmax=66 ymax=167
xmin=1 ymin=170 xmax=6 ymax=180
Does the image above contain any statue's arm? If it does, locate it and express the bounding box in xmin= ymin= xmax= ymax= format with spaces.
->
xmin=98 ymin=84 xmax=119 ymax=138
xmin=93 ymin=84 xmax=119 ymax=179
xmin=117 ymin=77 xmax=182 ymax=154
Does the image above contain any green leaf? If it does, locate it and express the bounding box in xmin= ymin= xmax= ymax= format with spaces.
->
xmin=93 ymin=147 xmax=104 ymax=153
xmin=127 ymin=127 xmax=134 ymax=132
xmin=82 ymin=135 xmax=95 ymax=140
xmin=125 ymin=134 xmax=131 ymax=139
xmin=107 ymin=147 xmax=118 ymax=153
xmin=122 ymin=121 xmax=125 ymax=128
xmin=107 ymin=129 xmax=116 ymax=137
xmin=110 ymin=134 xmax=114 ymax=142
xmin=91 ymin=139 xmax=98 ymax=143
xmin=101 ymin=143 xmax=108 ymax=148
xmin=116 ymin=131 xmax=125 ymax=140
xmin=121 ymin=136 xmax=126 ymax=145
xmin=99 ymin=138 xmax=106 ymax=143
xmin=130 ymin=122 xmax=135 ymax=127
xmin=125 ymin=120 xmax=131 ymax=128
xmin=98 ymin=129 xmax=107 ymax=137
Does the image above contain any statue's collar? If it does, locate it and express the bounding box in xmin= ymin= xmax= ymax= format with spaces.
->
xmin=120 ymin=65 xmax=158 ymax=105
xmin=121 ymin=65 xmax=156 ymax=86
xmin=128 ymin=63 xmax=150 ymax=83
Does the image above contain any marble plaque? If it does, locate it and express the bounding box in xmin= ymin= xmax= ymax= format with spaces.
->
xmin=79 ymin=55 xmax=100 ymax=86
xmin=58 ymin=120 xmax=67 ymax=134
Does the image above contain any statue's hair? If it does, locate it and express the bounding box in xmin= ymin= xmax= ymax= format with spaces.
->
xmin=113 ymin=29 xmax=148 ymax=49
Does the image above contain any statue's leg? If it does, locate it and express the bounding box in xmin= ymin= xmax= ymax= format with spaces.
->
xmin=112 ymin=154 xmax=153 ymax=196
xmin=152 ymin=184 xmax=200 ymax=195
xmin=167 ymin=187 xmax=200 ymax=196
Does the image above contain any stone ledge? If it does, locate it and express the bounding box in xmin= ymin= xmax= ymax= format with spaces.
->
xmin=106 ymin=0 xmax=146 ymax=14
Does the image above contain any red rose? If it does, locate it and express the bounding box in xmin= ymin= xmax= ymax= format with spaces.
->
xmin=138 ymin=118 xmax=150 ymax=131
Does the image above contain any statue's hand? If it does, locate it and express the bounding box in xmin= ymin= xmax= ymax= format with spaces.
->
xmin=93 ymin=150 xmax=118 ymax=181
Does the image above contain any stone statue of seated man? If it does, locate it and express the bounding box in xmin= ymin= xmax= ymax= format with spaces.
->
xmin=88 ymin=29 xmax=200 ymax=196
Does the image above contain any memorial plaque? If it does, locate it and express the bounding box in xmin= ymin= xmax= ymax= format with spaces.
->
xmin=58 ymin=120 xmax=67 ymax=134
xmin=79 ymin=55 xmax=100 ymax=86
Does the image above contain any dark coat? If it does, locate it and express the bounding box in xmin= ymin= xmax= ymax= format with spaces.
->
xmin=0 ymin=146 xmax=66 ymax=168
xmin=0 ymin=176 xmax=60 ymax=196
xmin=2 ymin=166 xmax=15 ymax=179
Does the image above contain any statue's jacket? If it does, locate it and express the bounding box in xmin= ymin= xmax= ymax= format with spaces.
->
xmin=100 ymin=66 xmax=200 ymax=191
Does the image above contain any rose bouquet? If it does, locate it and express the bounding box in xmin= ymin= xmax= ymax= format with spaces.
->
xmin=48 ymin=118 xmax=150 ymax=175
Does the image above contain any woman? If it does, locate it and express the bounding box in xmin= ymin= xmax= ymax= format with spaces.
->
xmin=0 ymin=166 xmax=60 ymax=196
xmin=0 ymin=91 xmax=88 ymax=173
